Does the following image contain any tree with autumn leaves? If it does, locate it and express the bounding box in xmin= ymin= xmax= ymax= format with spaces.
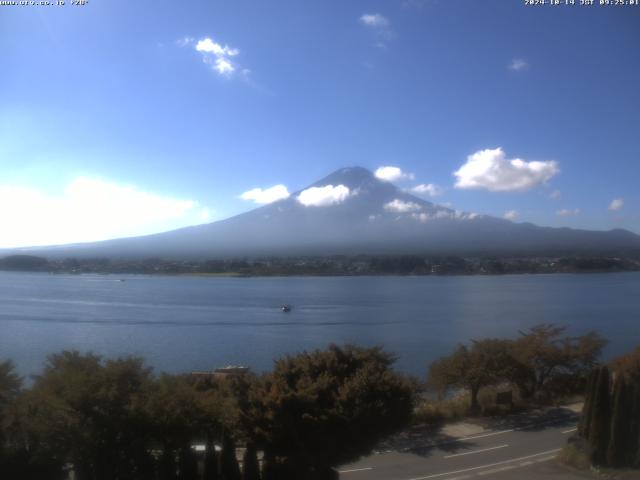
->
xmin=428 ymin=325 xmax=607 ymax=411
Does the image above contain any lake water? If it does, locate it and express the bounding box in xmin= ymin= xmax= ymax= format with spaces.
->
xmin=0 ymin=271 xmax=638 ymax=378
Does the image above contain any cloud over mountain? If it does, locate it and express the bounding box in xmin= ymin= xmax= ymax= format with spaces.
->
xmin=6 ymin=167 xmax=638 ymax=258
xmin=297 ymin=184 xmax=350 ymax=207
xmin=240 ymin=185 xmax=290 ymax=204
xmin=384 ymin=199 xmax=422 ymax=213
xmin=411 ymin=183 xmax=443 ymax=197
xmin=375 ymin=166 xmax=414 ymax=182
xmin=504 ymin=210 xmax=519 ymax=220
xmin=557 ymin=208 xmax=580 ymax=217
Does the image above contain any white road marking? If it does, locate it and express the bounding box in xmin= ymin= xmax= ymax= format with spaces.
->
xmin=443 ymin=444 xmax=509 ymax=459
xmin=433 ymin=420 xmax=578 ymax=448
xmin=534 ymin=455 xmax=556 ymax=463
xmin=478 ymin=465 xmax=515 ymax=475
xmin=457 ymin=429 xmax=514 ymax=442
xmin=405 ymin=448 xmax=562 ymax=480
xmin=338 ymin=467 xmax=373 ymax=474
xmin=562 ymin=428 xmax=577 ymax=434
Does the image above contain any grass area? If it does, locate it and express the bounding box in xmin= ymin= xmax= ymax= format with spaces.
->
xmin=558 ymin=443 xmax=591 ymax=471
xmin=412 ymin=395 xmax=470 ymax=424
xmin=412 ymin=385 xmax=584 ymax=425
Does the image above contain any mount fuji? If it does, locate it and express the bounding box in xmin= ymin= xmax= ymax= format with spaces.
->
xmin=8 ymin=167 xmax=640 ymax=259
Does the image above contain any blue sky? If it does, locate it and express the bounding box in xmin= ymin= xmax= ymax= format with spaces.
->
xmin=1 ymin=0 xmax=639 ymax=247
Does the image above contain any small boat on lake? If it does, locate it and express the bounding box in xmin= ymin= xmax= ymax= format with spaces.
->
xmin=281 ymin=304 xmax=292 ymax=312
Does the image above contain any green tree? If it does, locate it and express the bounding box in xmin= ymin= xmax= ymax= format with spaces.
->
xmin=248 ymin=344 xmax=416 ymax=479
xmin=146 ymin=373 xmax=223 ymax=480
xmin=0 ymin=360 xmax=21 ymax=407
xmin=428 ymin=339 xmax=513 ymax=412
xmin=0 ymin=360 xmax=23 ymax=475
xmin=20 ymin=351 xmax=154 ymax=480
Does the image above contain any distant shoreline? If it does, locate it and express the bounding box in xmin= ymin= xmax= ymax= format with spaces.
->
xmin=1 ymin=252 xmax=639 ymax=278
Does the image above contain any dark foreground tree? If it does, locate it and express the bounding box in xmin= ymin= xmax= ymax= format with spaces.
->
xmin=578 ymin=369 xmax=597 ymax=438
xmin=428 ymin=339 xmax=513 ymax=413
xmin=146 ymin=373 xmax=224 ymax=480
xmin=0 ymin=360 xmax=24 ymax=476
xmin=248 ymin=344 xmax=416 ymax=479
xmin=606 ymin=377 xmax=632 ymax=467
xmin=220 ymin=433 xmax=241 ymax=480
xmin=260 ymin=449 xmax=277 ymax=480
xmin=577 ymin=346 xmax=640 ymax=469
xmin=587 ymin=366 xmax=611 ymax=465
xmin=241 ymin=442 xmax=260 ymax=480
xmin=203 ymin=440 xmax=219 ymax=480
xmin=20 ymin=352 xmax=155 ymax=480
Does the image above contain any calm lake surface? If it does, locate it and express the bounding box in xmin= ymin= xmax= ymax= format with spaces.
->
xmin=0 ymin=271 xmax=638 ymax=378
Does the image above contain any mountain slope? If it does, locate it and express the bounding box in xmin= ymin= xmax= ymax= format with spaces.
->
xmin=8 ymin=167 xmax=640 ymax=259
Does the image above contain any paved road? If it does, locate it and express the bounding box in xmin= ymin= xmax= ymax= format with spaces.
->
xmin=339 ymin=408 xmax=586 ymax=480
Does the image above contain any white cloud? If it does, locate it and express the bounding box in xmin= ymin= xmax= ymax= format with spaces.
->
xmin=359 ymin=13 xmax=389 ymax=28
xmin=384 ymin=199 xmax=422 ymax=213
xmin=410 ymin=183 xmax=443 ymax=197
xmin=504 ymin=210 xmax=519 ymax=220
xmin=297 ymin=184 xmax=350 ymax=207
xmin=375 ymin=166 xmax=415 ymax=182
xmin=454 ymin=147 xmax=559 ymax=192
xmin=199 ymin=208 xmax=212 ymax=221
xmin=0 ymin=177 xmax=210 ymax=248
xmin=359 ymin=13 xmax=392 ymax=49
xmin=176 ymin=36 xmax=194 ymax=47
xmin=608 ymin=198 xmax=624 ymax=211
xmin=195 ymin=38 xmax=239 ymax=57
xmin=410 ymin=212 xmax=430 ymax=222
xmin=180 ymin=36 xmax=242 ymax=76
xmin=557 ymin=208 xmax=580 ymax=217
xmin=239 ymin=185 xmax=290 ymax=205
xmin=213 ymin=58 xmax=234 ymax=75
xmin=455 ymin=211 xmax=480 ymax=220
xmin=509 ymin=58 xmax=529 ymax=71
xmin=550 ymin=190 xmax=561 ymax=200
